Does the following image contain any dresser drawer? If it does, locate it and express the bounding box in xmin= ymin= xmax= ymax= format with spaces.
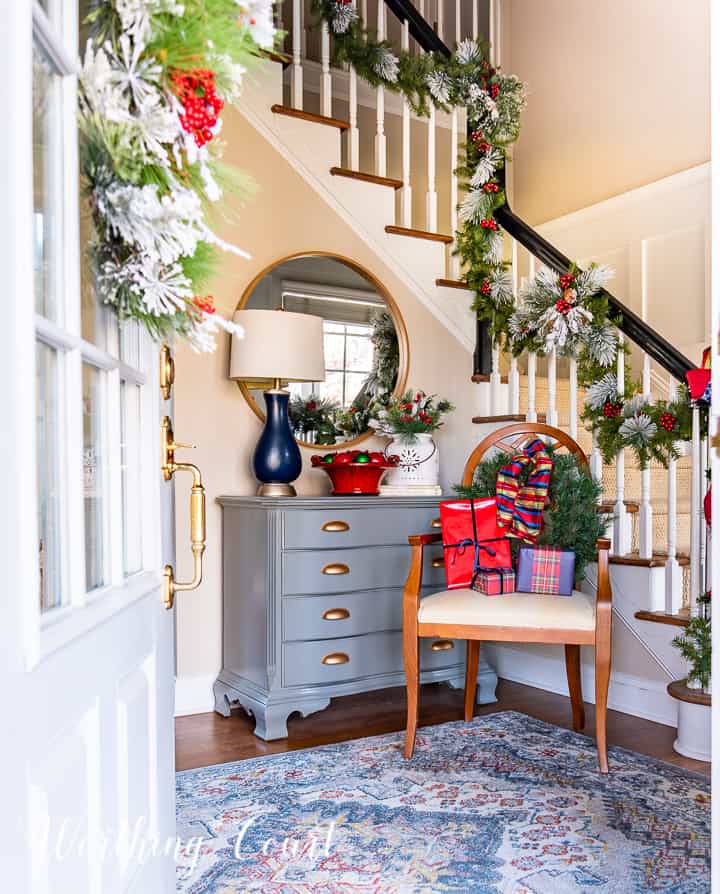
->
xmin=282 ymin=506 xmax=440 ymax=550
xmin=282 ymin=545 xmax=447 ymax=595
xmin=282 ymin=631 xmax=464 ymax=687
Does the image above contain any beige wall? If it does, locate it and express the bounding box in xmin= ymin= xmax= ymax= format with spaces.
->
xmin=173 ymin=109 xmax=478 ymax=684
xmin=505 ymin=0 xmax=710 ymax=224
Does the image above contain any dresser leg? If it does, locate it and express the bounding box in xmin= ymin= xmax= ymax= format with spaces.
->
xmin=446 ymin=659 xmax=498 ymax=705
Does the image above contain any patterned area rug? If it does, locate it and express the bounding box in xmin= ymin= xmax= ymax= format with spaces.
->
xmin=176 ymin=711 xmax=710 ymax=893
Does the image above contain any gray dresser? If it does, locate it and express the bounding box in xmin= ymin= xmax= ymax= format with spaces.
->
xmin=214 ymin=495 xmax=498 ymax=739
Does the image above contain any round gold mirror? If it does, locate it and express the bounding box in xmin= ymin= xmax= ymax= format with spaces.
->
xmin=236 ymin=253 xmax=408 ymax=448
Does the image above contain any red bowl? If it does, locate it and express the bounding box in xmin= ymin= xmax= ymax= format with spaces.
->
xmin=311 ymin=454 xmax=399 ymax=495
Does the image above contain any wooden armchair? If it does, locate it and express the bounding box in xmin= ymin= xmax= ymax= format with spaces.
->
xmin=402 ymin=423 xmax=613 ymax=773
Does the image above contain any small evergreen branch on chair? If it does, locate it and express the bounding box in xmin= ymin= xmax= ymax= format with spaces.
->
xmin=454 ymin=449 xmax=609 ymax=582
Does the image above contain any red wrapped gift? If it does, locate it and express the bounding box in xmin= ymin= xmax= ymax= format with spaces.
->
xmin=471 ymin=568 xmax=516 ymax=596
xmin=440 ymin=498 xmax=513 ymax=590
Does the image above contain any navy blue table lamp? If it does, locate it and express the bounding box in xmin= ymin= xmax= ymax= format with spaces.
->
xmin=230 ymin=308 xmax=326 ymax=496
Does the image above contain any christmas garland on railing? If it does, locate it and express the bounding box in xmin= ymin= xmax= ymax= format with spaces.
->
xmin=79 ymin=0 xmax=277 ymax=350
xmin=508 ymin=263 xmax=619 ymax=383
xmin=313 ymin=0 xmax=525 ymax=342
xmin=581 ymin=372 xmax=693 ymax=468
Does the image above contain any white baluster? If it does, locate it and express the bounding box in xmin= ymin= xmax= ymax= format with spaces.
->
xmin=590 ymin=431 xmax=603 ymax=488
xmin=426 ymin=105 xmax=438 ymax=231
xmin=490 ymin=344 xmax=501 ymax=415
xmin=526 ymin=352 xmax=537 ymax=423
xmin=689 ymin=404 xmax=702 ymax=614
xmin=613 ymin=333 xmax=630 ymax=555
xmin=346 ymin=1 xmax=360 ymax=170
xmin=455 ymin=0 xmax=461 ymax=43
xmin=546 ymin=348 xmax=558 ymax=427
xmin=568 ymin=356 xmax=578 ymax=441
xmin=508 ymin=239 xmax=520 ymax=415
xmin=400 ymin=19 xmax=412 ymax=225
xmin=291 ymin=0 xmax=303 ymax=109
xmin=472 ymin=0 xmax=478 ymax=39
xmin=638 ymin=351 xmax=653 ymax=559
xmin=437 ymin=0 xmax=444 ymax=39
xmin=665 ymin=379 xmax=682 ymax=613
xmin=447 ymin=108 xmax=460 ymax=278
xmin=320 ymin=19 xmax=332 ymax=117
xmin=374 ymin=2 xmax=387 ymax=177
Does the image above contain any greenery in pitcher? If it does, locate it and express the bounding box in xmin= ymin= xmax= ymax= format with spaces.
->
xmin=370 ymin=390 xmax=455 ymax=441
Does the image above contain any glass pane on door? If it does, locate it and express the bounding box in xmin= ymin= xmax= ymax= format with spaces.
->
xmin=33 ymin=46 xmax=63 ymax=322
xmin=36 ymin=341 xmax=63 ymax=611
xmin=83 ymin=364 xmax=106 ymax=591
xmin=120 ymin=381 xmax=143 ymax=575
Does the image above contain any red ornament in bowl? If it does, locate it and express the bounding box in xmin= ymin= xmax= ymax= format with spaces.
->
xmin=311 ymin=450 xmax=399 ymax=495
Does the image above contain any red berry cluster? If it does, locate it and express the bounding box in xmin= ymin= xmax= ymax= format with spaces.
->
xmin=660 ymin=412 xmax=677 ymax=432
xmin=555 ymin=298 xmax=573 ymax=315
xmin=480 ymin=218 xmax=499 ymax=231
xmin=489 ymin=83 xmax=499 ymax=100
xmin=171 ymin=68 xmax=224 ymax=148
xmin=193 ymin=294 xmax=216 ymax=314
xmin=483 ymin=181 xmax=500 ymax=194
xmin=559 ymin=272 xmax=576 ymax=290
xmin=603 ymin=401 xmax=622 ymax=419
xmin=306 ymin=400 xmax=317 ymax=410
xmin=470 ymin=129 xmax=491 ymax=153
xmin=480 ymin=280 xmax=491 ymax=296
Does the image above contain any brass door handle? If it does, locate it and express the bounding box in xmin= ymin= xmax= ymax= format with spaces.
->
xmin=321 ymin=520 xmax=350 ymax=532
xmin=322 ymin=607 xmax=350 ymax=620
xmin=431 ymin=517 xmax=442 ymax=528
xmin=161 ymin=417 xmax=206 ymax=610
xmin=431 ymin=558 xmax=444 ymax=568
xmin=322 ymin=562 xmax=350 ymax=575
xmin=322 ymin=652 xmax=350 ymax=665
xmin=431 ymin=639 xmax=454 ymax=651
xmin=159 ymin=345 xmax=175 ymax=400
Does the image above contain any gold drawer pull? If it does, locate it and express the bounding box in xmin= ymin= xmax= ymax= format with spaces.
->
xmin=322 ymin=562 xmax=350 ymax=575
xmin=431 ymin=517 xmax=442 ymax=528
xmin=322 ymin=652 xmax=349 ymax=665
xmin=322 ymin=520 xmax=350 ymax=533
xmin=431 ymin=639 xmax=455 ymax=652
xmin=322 ymin=607 xmax=350 ymax=621
xmin=431 ymin=557 xmax=444 ymax=568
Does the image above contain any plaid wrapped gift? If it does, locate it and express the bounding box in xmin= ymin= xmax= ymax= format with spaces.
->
xmin=471 ymin=567 xmax=516 ymax=596
xmin=516 ymin=545 xmax=575 ymax=596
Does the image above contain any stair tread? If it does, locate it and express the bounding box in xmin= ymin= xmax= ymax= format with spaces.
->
xmin=472 ymin=412 xmax=546 ymax=423
xmin=385 ymin=225 xmax=453 ymax=244
xmin=270 ymin=104 xmax=350 ymax=130
xmin=635 ymin=609 xmax=691 ymax=628
xmin=667 ymin=679 xmax=711 ymax=706
xmin=330 ymin=167 xmax=403 ymax=189
xmin=436 ymin=278 xmax=472 ymax=290
xmin=609 ymin=552 xmax=690 ymax=568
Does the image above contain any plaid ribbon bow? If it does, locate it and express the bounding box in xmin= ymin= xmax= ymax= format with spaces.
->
xmin=495 ymin=438 xmax=553 ymax=543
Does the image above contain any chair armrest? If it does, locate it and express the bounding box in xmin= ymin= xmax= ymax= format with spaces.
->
xmin=596 ymin=538 xmax=612 ymax=606
xmin=403 ymin=533 xmax=442 ymax=610
xmin=408 ymin=532 xmax=442 ymax=546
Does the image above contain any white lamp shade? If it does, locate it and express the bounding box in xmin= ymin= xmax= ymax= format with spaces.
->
xmin=229 ymin=308 xmax=326 ymax=383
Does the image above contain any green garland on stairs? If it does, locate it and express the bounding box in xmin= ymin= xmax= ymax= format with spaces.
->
xmin=313 ymin=0 xmax=525 ymax=342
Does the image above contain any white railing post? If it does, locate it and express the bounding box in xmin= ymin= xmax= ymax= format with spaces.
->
xmin=399 ymin=19 xmax=412 ymax=225
xmin=291 ymin=0 xmax=303 ymax=109
xmin=526 ymin=352 xmax=537 ymax=422
xmin=374 ymin=2 xmax=387 ymax=177
xmin=508 ymin=239 xmax=520 ymax=415
xmin=613 ymin=333 xmax=630 ymax=555
xmin=490 ymin=344 xmax=501 ymax=415
xmin=568 ymin=356 xmax=578 ymax=441
xmin=472 ymin=0 xmax=478 ymax=39
xmin=437 ymin=0 xmax=444 ymax=40
xmin=546 ymin=348 xmax=558 ymax=427
xmin=639 ymin=351 xmax=653 ymax=559
xmin=665 ymin=379 xmax=682 ymax=613
xmin=448 ymin=108 xmax=460 ymax=277
xmin=689 ymin=404 xmax=702 ymax=614
xmin=455 ymin=0 xmax=462 ymax=43
xmin=590 ymin=431 xmax=604 ymax=488
xmin=320 ymin=18 xmax=332 ymax=117
xmin=426 ymin=105 xmax=438 ymax=231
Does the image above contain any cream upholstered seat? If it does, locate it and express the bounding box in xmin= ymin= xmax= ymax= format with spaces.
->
xmin=418 ymin=589 xmax=596 ymax=631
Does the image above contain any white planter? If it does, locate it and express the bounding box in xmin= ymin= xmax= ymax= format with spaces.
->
xmin=674 ymin=701 xmax=712 ymax=762
xmin=384 ymin=433 xmax=440 ymax=488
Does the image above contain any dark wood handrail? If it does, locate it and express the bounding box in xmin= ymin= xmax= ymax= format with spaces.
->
xmin=382 ymin=0 xmax=694 ymax=382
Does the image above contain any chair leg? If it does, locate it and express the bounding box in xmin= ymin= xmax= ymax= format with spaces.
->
xmin=464 ymin=640 xmax=480 ymax=721
xmin=403 ymin=627 xmax=420 ymax=759
xmin=564 ymin=643 xmax=585 ymax=731
xmin=595 ymin=629 xmax=612 ymax=774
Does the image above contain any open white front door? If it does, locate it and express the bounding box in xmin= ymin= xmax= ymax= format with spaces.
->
xmin=1 ymin=2 xmax=177 ymax=890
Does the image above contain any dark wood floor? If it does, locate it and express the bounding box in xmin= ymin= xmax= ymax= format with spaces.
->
xmin=175 ymin=679 xmax=710 ymax=776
